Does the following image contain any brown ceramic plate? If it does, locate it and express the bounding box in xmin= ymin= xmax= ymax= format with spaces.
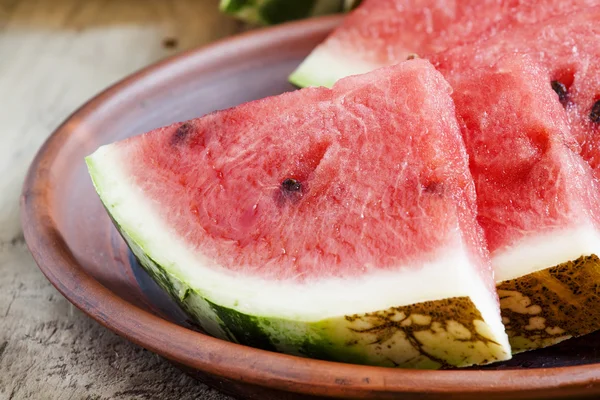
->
xmin=20 ymin=16 xmax=600 ymax=400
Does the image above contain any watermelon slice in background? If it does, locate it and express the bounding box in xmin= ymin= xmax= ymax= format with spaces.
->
xmin=443 ymin=54 xmax=600 ymax=352
xmin=431 ymin=11 xmax=600 ymax=351
xmin=431 ymin=8 xmax=600 ymax=182
xmin=86 ymin=59 xmax=511 ymax=369
xmin=289 ymin=0 xmax=600 ymax=88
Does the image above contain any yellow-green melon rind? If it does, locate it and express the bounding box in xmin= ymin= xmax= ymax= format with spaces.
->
xmin=498 ymin=254 xmax=600 ymax=353
xmin=289 ymin=46 xmax=382 ymax=89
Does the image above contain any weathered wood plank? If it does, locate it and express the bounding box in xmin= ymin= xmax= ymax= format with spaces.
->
xmin=0 ymin=0 xmax=239 ymax=244
xmin=0 ymin=1 xmax=239 ymax=398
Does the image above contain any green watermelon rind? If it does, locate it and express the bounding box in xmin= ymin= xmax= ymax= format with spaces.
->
xmin=85 ymin=147 xmax=511 ymax=369
xmin=343 ymin=0 xmax=362 ymax=10
xmin=219 ymin=0 xmax=345 ymax=25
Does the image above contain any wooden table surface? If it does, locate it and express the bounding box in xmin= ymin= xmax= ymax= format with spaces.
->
xmin=0 ymin=1 xmax=241 ymax=398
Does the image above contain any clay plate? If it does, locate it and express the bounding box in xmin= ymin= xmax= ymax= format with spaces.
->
xmin=20 ymin=16 xmax=600 ymax=400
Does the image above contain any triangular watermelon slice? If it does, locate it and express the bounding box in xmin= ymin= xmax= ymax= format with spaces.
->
xmin=86 ymin=60 xmax=511 ymax=369
xmin=429 ymin=8 xmax=600 ymax=352
xmin=443 ymin=54 xmax=600 ymax=352
xmin=290 ymin=0 xmax=599 ymax=88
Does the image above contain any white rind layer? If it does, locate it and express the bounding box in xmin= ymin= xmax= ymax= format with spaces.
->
xmin=289 ymin=46 xmax=382 ymax=88
xmin=493 ymin=227 xmax=600 ymax=283
xmin=87 ymin=142 xmax=506 ymax=343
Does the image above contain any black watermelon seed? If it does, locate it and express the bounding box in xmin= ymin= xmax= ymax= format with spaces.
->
xmin=171 ymin=123 xmax=192 ymax=146
xmin=423 ymin=181 xmax=443 ymax=195
xmin=281 ymin=178 xmax=302 ymax=193
xmin=551 ymin=80 xmax=568 ymax=105
xmin=591 ymin=100 xmax=600 ymax=123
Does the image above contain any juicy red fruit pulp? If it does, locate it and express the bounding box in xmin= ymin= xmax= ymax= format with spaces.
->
xmin=322 ymin=0 xmax=600 ymax=66
xmin=446 ymin=55 xmax=600 ymax=254
xmin=431 ymin=7 xmax=600 ymax=181
xmin=122 ymin=60 xmax=483 ymax=282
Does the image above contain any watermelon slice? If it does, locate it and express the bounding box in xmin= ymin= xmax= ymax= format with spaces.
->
xmin=219 ymin=0 xmax=346 ymax=25
xmin=431 ymin=8 xmax=600 ymax=181
xmin=290 ymin=0 xmax=599 ymax=88
xmin=443 ymin=54 xmax=600 ymax=352
xmin=86 ymin=60 xmax=511 ymax=369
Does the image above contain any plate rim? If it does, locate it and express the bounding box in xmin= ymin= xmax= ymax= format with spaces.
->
xmin=19 ymin=15 xmax=600 ymax=399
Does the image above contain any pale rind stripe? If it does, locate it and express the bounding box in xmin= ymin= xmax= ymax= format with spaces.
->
xmin=493 ymin=226 xmax=600 ymax=283
xmin=290 ymin=46 xmax=382 ymax=88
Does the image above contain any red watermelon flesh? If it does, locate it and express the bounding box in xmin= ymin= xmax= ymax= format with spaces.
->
xmin=432 ymin=7 xmax=600 ymax=181
xmin=123 ymin=62 xmax=480 ymax=282
xmin=290 ymin=0 xmax=600 ymax=88
xmin=445 ymin=54 xmax=600 ymax=351
xmin=86 ymin=59 xmax=511 ymax=368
